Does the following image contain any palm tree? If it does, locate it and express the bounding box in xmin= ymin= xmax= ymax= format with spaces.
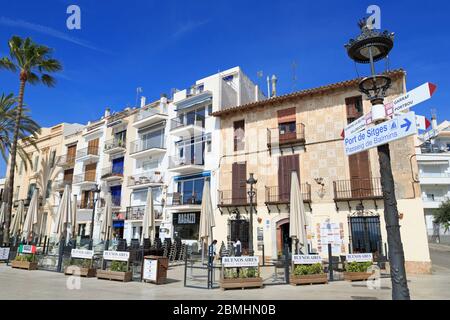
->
xmin=0 ymin=36 xmax=62 ymax=244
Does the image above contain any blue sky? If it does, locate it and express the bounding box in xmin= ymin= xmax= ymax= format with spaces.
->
xmin=1 ymin=0 xmax=449 ymax=176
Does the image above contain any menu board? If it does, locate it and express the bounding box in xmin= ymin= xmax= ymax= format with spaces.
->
xmin=142 ymin=258 xmax=158 ymax=282
xmin=316 ymin=222 xmax=345 ymax=255
xmin=0 ymin=247 xmax=10 ymax=261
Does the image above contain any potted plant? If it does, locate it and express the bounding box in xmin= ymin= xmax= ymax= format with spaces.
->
xmin=97 ymin=260 xmax=132 ymax=282
xmin=343 ymin=261 xmax=374 ymax=281
xmin=11 ymin=253 xmax=38 ymax=270
xmin=220 ymin=267 xmax=263 ymax=290
xmin=290 ymin=263 xmax=328 ymax=285
xmin=64 ymin=258 xmax=96 ymax=277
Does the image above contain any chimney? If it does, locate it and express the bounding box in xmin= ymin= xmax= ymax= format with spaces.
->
xmin=140 ymin=96 xmax=146 ymax=108
xmin=431 ymin=108 xmax=438 ymax=130
xmin=271 ymin=75 xmax=278 ymax=97
xmin=254 ymin=85 xmax=259 ymax=102
xmin=267 ymin=76 xmax=271 ymax=98
xmin=160 ymin=93 xmax=168 ymax=105
xmin=104 ymin=108 xmax=111 ymax=118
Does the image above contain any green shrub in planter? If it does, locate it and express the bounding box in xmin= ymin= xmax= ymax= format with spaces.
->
xmin=110 ymin=261 xmax=128 ymax=272
xmin=69 ymin=258 xmax=91 ymax=268
xmin=224 ymin=268 xmax=238 ymax=279
xmin=15 ymin=254 xmax=35 ymax=262
xmin=345 ymin=261 xmax=373 ymax=273
xmin=293 ymin=263 xmax=324 ymax=276
xmin=239 ymin=267 xmax=259 ymax=278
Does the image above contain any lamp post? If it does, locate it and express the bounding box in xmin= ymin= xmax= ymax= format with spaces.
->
xmin=345 ymin=18 xmax=410 ymax=300
xmin=246 ymin=173 xmax=257 ymax=256
xmin=88 ymin=184 xmax=101 ymax=250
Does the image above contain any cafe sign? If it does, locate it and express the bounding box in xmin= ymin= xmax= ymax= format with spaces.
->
xmin=292 ymin=255 xmax=323 ymax=265
xmin=71 ymin=249 xmax=94 ymax=259
xmin=222 ymin=256 xmax=259 ymax=268
xmin=346 ymin=253 xmax=373 ymax=263
xmin=176 ymin=212 xmax=197 ymax=224
xmin=103 ymin=250 xmax=130 ymax=261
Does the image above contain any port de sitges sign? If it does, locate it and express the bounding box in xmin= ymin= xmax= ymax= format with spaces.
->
xmin=222 ymin=256 xmax=259 ymax=267
xmin=292 ymin=255 xmax=323 ymax=264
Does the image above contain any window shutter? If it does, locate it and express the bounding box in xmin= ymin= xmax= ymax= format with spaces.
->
xmin=277 ymin=107 xmax=296 ymax=123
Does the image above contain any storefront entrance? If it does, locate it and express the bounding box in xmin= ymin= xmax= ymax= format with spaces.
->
xmin=229 ymin=219 xmax=249 ymax=253
xmin=276 ymin=219 xmax=291 ymax=256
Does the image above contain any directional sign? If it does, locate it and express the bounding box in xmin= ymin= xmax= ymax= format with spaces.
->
xmin=344 ymin=112 xmax=417 ymax=156
xmin=343 ymin=82 xmax=436 ymax=137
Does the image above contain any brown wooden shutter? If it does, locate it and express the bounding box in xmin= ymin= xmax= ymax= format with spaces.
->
xmin=88 ymin=138 xmax=99 ymax=155
xmin=67 ymin=145 xmax=77 ymax=161
xmin=85 ymin=163 xmax=97 ymax=181
xmin=278 ymin=155 xmax=299 ymax=202
xmin=232 ymin=162 xmax=247 ymax=205
xmin=63 ymin=169 xmax=74 ymax=182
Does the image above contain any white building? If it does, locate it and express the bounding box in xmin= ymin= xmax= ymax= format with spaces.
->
xmin=417 ymin=117 xmax=450 ymax=244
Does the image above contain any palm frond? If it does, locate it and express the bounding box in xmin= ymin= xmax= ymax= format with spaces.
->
xmin=41 ymin=74 xmax=56 ymax=87
xmin=0 ymin=57 xmax=17 ymax=71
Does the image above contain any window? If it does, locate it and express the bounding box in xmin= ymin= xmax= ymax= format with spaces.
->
xmin=114 ymin=130 xmax=126 ymax=144
xmin=234 ymin=120 xmax=245 ymax=151
xmin=141 ymin=127 xmax=164 ymax=150
xmin=112 ymin=157 xmax=124 ymax=175
xmin=46 ymin=180 xmax=52 ymax=199
xmin=142 ymin=159 xmax=159 ymax=171
xmin=177 ymin=177 xmax=205 ymax=205
xmin=345 ymin=96 xmax=363 ymax=124
xmin=207 ymin=104 xmax=212 ymax=115
xmin=223 ymin=75 xmax=234 ymax=82
xmin=110 ymin=185 xmax=122 ymax=207
xmin=78 ymin=224 xmax=86 ymax=236
xmin=50 ymin=150 xmax=57 ymax=168
xmin=173 ymin=212 xmax=200 ymax=240
xmin=27 ymin=183 xmax=36 ymax=199
xmin=33 ymin=155 xmax=39 ymax=172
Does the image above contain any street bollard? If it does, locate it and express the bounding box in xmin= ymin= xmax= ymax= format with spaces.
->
xmin=328 ymin=243 xmax=333 ymax=281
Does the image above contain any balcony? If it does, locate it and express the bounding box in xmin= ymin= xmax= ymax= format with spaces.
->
xmin=127 ymin=171 xmax=164 ymax=189
xmin=133 ymin=104 xmax=168 ymax=129
xmin=56 ymin=155 xmax=75 ymax=168
xmin=168 ymin=155 xmax=204 ymax=174
xmin=267 ymin=123 xmax=306 ymax=151
xmin=419 ymin=172 xmax=450 ymax=185
xmin=265 ymin=183 xmax=311 ymax=204
xmin=333 ymin=178 xmax=383 ymax=201
xmin=166 ymin=192 xmax=202 ymax=208
xmin=422 ymin=195 xmax=448 ymax=209
xmin=53 ymin=179 xmax=73 ymax=191
xmin=76 ymin=146 xmax=100 ymax=163
xmin=125 ymin=205 xmax=163 ymax=220
xmin=169 ymin=114 xmax=205 ymax=138
xmin=72 ymin=173 xmax=97 ymax=189
xmin=104 ymin=138 xmax=126 ymax=155
xmin=129 ymin=139 xmax=166 ymax=159
xmin=77 ymin=199 xmax=94 ymax=210
xmin=217 ymin=189 xmax=258 ymax=207
xmin=100 ymin=166 xmax=124 ymax=182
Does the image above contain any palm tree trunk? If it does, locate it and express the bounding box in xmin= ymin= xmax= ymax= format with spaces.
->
xmin=3 ymin=78 xmax=26 ymax=245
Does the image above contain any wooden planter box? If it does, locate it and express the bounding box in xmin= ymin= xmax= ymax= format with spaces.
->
xmin=290 ymin=273 xmax=328 ymax=285
xmin=11 ymin=260 xmax=38 ymax=270
xmin=96 ymin=269 xmax=132 ymax=282
xmin=220 ymin=277 xmax=263 ymax=290
xmin=343 ymin=271 xmax=373 ymax=282
xmin=64 ymin=266 xmax=97 ymax=277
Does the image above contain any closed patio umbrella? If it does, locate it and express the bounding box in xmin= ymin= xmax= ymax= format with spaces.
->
xmin=22 ymin=189 xmax=40 ymax=243
xmin=10 ymin=200 xmax=25 ymax=238
xmin=53 ymin=184 xmax=72 ymax=244
xmin=289 ymin=171 xmax=308 ymax=254
xmin=141 ymin=187 xmax=154 ymax=244
xmin=71 ymin=194 xmax=77 ymax=238
xmin=100 ymin=193 xmax=113 ymax=242
xmin=199 ymin=180 xmax=215 ymax=262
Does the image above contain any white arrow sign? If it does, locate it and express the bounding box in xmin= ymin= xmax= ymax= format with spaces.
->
xmin=343 ymin=82 xmax=436 ymax=137
xmin=344 ymin=111 xmax=417 ymax=156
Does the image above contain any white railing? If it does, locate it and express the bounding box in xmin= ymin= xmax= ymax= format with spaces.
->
xmin=419 ymin=172 xmax=450 ymax=178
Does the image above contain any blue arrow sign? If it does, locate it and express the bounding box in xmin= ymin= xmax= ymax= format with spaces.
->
xmin=401 ymin=118 xmax=412 ymax=132
xmin=344 ymin=112 xmax=417 ymax=156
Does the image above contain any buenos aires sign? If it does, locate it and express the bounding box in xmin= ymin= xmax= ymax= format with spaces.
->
xmin=344 ymin=111 xmax=417 ymax=156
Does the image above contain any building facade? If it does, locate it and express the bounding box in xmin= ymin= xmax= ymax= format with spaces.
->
xmin=212 ymin=69 xmax=431 ymax=274
xmin=416 ymin=118 xmax=450 ymax=244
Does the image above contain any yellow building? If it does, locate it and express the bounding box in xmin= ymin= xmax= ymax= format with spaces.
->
xmin=212 ymin=69 xmax=431 ymax=274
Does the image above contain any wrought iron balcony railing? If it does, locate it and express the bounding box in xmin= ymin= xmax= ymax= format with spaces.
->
xmin=265 ymin=183 xmax=311 ymax=204
xmin=126 ymin=205 xmax=163 ymax=220
xmin=76 ymin=146 xmax=99 ymax=159
xmin=333 ymin=178 xmax=383 ymax=201
xmin=100 ymin=166 xmax=124 ymax=180
xmin=73 ymin=172 xmax=97 ymax=184
xmin=166 ymin=192 xmax=202 ymax=206
xmin=56 ymin=154 xmax=76 ymax=167
xmin=127 ymin=171 xmax=164 ymax=187
xmin=104 ymin=138 xmax=126 ymax=152
xmin=267 ymin=123 xmax=306 ymax=148
xmin=217 ymin=189 xmax=257 ymax=207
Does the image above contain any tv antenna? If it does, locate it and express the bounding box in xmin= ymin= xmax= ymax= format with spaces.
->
xmin=292 ymin=60 xmax=298 ymax=91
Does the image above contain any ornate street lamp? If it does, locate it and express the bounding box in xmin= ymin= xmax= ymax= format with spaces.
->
xmin=88 ymin=184 xmax=101 ymax=250
xmin=345 ymin=18 xmax=410 ymax=300
xmin=246 ymin=173 xmax=257 ymax=256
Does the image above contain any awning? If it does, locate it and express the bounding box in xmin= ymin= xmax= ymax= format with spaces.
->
xmin=174 ymin=92 xmax=212 ymax=111
xmin=113 ymin=220 xmax=124 ymax=228
xmin=174 ymin=171 xmax=211 ymax=182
